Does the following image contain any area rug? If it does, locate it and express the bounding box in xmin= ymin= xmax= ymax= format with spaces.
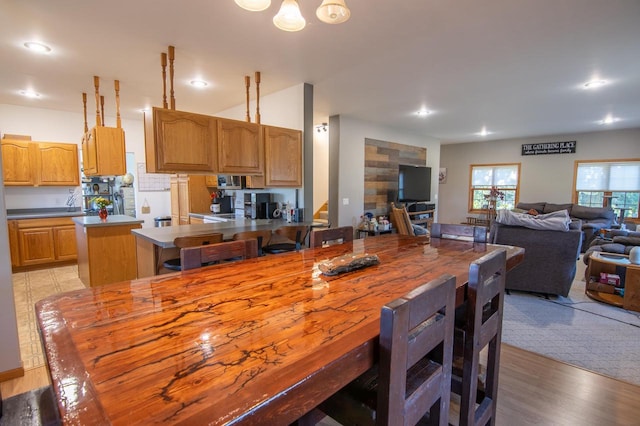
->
xmin=0 ymin=386 xmax=60 ymax=426
xmin=12 ymin=266 xmax=85 ymax=369
xmin=502 ymin=259 xmax=640 ymax=386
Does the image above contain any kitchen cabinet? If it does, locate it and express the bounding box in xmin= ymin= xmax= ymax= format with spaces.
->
xmin=144 ymin=107 xmax=218 ymax=174
xmin=73 ymin=215 xmax=143 ymax=287
xmin=1 ymin=139 xmax=79 ymax=186
xmin=170 ymin=174 xmax=212 ymax=225
xmin=36 ymin=142 xmax=80 ymax=185
xmin=217 ymin=118 xmax=263 ymax=175
xmin=82 ymin=126 xmax=126 ymax=176
xmin=263 ymin=125 xmax=302 ymax=187
xmin=7 ymin=217 xmax=78 ymax=269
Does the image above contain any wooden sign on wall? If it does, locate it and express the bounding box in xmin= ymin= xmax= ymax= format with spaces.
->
xmin=364 ymin=138 xmax=427 ymax=216
xmin=521 ymin=141 xmax=576 ymax=156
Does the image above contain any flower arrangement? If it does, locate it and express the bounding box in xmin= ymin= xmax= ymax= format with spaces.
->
xmin=91 ymin=197 xmax=112 ymax=209
xmin=484 ymin=186 xmax=505 ymax=201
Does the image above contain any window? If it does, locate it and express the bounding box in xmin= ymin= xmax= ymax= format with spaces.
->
xmin=575 ymin=160 xmax=640 ymax=219
xmin=469 ymin=163 xmax=520 ymax=213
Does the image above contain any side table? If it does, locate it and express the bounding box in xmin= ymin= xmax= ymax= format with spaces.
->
xmin=585 ymin=251 xmax=640 ymax=312
xmin=357 ymin=228 xmax=394 ymax=239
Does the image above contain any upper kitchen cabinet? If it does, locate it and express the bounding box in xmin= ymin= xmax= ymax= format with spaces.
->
xmin=263 ymin=125 xmax=302 ymax=187
xmin=217 ymin=118 xmax=263 ymax=175
xmin=1 ymin=139 xmax=36 ymax=185
xmin=82 ymin=126 xmax=126 ymax=176
xmin=145 ymin=107 xmax=218 ymax=174
xmin=36 ymin=142 xmax=80 ymax=185
xmin=2 ymin=139 xmax=79 ymax=186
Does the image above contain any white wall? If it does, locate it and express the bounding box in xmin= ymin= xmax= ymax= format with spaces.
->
xmin=0 ymin=103 xmax=170 ymax=228
xmin=439 ymin=127 xmax=640 ymax=224
xmin=335 ymin=116 xmax=441 ymax=227
xmin=0 ymin=156 xmax=21 ymax=374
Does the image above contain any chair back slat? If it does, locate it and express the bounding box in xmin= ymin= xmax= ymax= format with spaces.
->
xmin=431 ymin=223 xmax=487 ymax=242
xmin=180 ymin=239 xmax=258 ymax=270
xmin=390 ymin=202 xmax=415 ymax=236
xmin=309 ymin=226 xmax=354 ymax=248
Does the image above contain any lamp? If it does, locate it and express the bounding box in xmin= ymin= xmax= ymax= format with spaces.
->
xmin=316 ymin=0 xmax=350 ymax=24
xmin=234 ymin=0 xmax=271 ymax=11
xmin=236 ymin=0 xmax=351 ymax=31
xmin=273 ymin=0 xmax=306 ymax=32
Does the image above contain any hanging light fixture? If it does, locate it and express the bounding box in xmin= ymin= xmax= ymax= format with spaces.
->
xmin=316 ymin=0 xmax=351 ymax=24
xmin=234 ymin=0 xmax=271 ymax=11
xmin=273 ymin=0 xmax=306 ymax=32
xmin=235 ymin=0 xmax=351 ymax=31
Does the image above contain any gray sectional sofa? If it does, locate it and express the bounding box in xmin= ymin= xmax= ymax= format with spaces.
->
xmin=490 ymin=220 xmax=582 ymax=297
xmin=515 ymin=202 xmax=617 ymax=252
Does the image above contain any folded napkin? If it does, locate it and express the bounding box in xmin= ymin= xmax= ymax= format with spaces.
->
xmin=318 ymin=253 xmax=380 ymax=276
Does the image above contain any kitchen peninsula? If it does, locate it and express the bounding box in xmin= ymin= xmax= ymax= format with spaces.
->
xmin=132 ymin=218 xmax=319 ymax=277
xmin=73 ymin=215 xmax=143 ymax=287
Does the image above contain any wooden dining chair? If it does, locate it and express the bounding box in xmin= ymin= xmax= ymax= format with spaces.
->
xmin=162 ymin=233 xmax=224 ymax=271
xmin=263 ymin=225 xmax=310 ymax=254
xmin=431 ymin=223 xmax=488 ymax=243
xmin=390 ymin=202 xmax=415 ymax=236
xmin=180 ymin=239 xmax=258 ymax=271
xmin=232 ymin=230 xmax=272 ymax=256
xmin=451 ymin=248 xmax=507 ymax=426
xmin=309 ymin=226 xmax=354 ymax=248
xmin=318 ymin=274 xmax=456 ymax=426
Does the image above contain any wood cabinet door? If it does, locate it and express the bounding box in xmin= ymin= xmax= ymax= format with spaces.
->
xmin=204 ymin=175 xmax=218 ymax=187
xmin=217 ymin=118 xmax=263 ymax=175
xmin=188 ymin=175 xmax=213 ymax=214
xmin=36 ymin=142 xmax=80 ymax=186
xmin=82 ymin=130 xmax=98 ymax=176
xmin=146 ymin=108 xmax=218 ymax=173
xmin=178 ymin=176 xmax=190 ymax=225
xmin=7 ymin=221 xmax=21 ymax=267
xmin=18 ymin=227 xmax=56 ymax=266
xmin=1 ymin=140 xmax=36 ymax=185
xmin=170 ymin=175 xmax=180 ymax=225
xmin=94 ymin=127 xmax=126 ymax=176
xmin=54 ymin=225 xmax=78 ymax=260
xmin=264 ymin=125 xmax=302 ymax=187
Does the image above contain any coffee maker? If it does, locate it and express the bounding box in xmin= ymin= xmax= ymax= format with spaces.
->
xmin=244 ymin=193 xmax=271 ymax=219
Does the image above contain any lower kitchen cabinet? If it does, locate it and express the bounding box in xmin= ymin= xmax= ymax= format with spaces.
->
xmin=73 ymin=215 xmax=143 ymax=287
xmin=8 ymin=217 xmax=78 ymax=269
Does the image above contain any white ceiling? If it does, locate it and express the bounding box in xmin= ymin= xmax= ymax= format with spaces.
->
xmin=1 ymin=0 xmax=639 ymax=143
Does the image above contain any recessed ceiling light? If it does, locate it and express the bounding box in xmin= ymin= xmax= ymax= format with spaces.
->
xmin=23 ymin=41 xmax=51 ymax=53
xmin=416 ymin=109 xmax=432 ymax=117
xmin=583 ymin=79 xmax=607 ymax=89
xmin=476 ymin=127 xmax=491 ymax=137
xmin=190 ymin=80 xmax=208 ymax=88
xmin=598 ymin=115 xmax=620 ymax=125
xmin=19 ymin=90 xmax=40 ymax=98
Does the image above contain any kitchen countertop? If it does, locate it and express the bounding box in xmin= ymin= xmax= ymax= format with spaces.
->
xmin=7 ymin=207 xmax=85 ymax=220
xmin=72 ymin=215 xmax=144 ymax=228
xmin=132 ymin=219 xmax=321 ymax=248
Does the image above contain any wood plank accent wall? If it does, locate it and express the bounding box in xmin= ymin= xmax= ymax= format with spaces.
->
xmin=364 ymin=138 xmax=427 ymax=216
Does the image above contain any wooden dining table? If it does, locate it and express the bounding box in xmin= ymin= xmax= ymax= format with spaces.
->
xmin=36 ymin=234 xmax=524 ymax=425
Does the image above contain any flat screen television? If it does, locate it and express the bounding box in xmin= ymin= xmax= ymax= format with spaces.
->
xmin=398 ymin=165 xmax=431 ymax=202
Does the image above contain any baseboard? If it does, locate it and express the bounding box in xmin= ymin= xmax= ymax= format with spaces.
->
xmin=0 ymin=365 xmax=25 ymax=382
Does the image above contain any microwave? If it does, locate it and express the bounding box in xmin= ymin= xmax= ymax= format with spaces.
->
xmin=217 ymin=175 xmax=246 ymax=190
